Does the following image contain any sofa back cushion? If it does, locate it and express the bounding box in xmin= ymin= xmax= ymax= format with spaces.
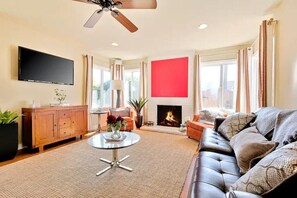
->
xmin=218 ymin=112 xmax=255 ymax=140
xmin=230 ymin=141 xmax=297 ymax=196
xmin=230 ymin=126 xmax=277 ymax=174
xmin=250 ymin=107 xmax=281 ymax=136
xmin=272 ymin=110 xmax=297 ymax=149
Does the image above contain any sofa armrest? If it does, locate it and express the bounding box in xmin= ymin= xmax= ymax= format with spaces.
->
xmin=214 ymin=117 xmax=226 ymax=131
xmin=226 ymin=191 xmax=263 ymax=198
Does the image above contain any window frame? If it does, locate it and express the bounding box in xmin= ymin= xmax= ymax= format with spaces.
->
xmin=124 ymin=68 xmax=140 ymax=107
xmin=92 ymin=65 xmax=111 ymax=110
xmin=201 ymin=59 xmax=237 ymax=112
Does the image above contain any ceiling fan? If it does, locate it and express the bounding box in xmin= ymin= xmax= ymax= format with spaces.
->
xmin=73 ymin=0 xmax=157 ymax=33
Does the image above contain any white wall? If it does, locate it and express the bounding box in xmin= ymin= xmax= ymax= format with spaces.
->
xmin=147 ymin=51 xmax=195 ymax=125
xmin=274 ymin=0 xmax=297 ymax=108
xmin=0 ymin=15 xmax=88 ymax=145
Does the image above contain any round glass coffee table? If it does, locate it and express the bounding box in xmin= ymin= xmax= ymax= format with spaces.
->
xmin=87 ymin=131 xmax=140 ymax=176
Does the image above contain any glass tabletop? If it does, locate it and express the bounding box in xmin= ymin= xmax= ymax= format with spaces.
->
xmin=87 ymin=131 xmax=141 ymax=149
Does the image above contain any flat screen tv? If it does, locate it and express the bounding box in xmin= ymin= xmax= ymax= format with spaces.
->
xmin=18 ymin=46 xmax=74 ymax=85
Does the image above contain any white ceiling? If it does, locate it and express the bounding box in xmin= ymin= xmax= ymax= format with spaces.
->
xmin=0 ymin=0 xmax=281 ymax=60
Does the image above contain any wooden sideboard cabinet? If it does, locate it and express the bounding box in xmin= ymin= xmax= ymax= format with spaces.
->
xmin=22 ymin=105 xmax=88 ymax=151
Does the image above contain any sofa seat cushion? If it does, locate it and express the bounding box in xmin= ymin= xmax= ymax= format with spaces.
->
xmin=199 ymin=128 xmax=234 ymax=155
xmin=190 ymin=151 xmax=241 ymax=198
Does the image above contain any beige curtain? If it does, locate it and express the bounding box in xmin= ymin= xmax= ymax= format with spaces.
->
xmin=193 ymin=54 xmax=202 ymax=114
xmin=140 ymin=61 xmax=148 ymax=122
xmin=83 ymin=55 xmax=93 ymax=131
xmin=236 ymin=48 xmax=250 ymax=113
xmin=110 ymin=60 xmax=125 ymax=108
xmin=258 ymin=20 xmax=268 ymax=107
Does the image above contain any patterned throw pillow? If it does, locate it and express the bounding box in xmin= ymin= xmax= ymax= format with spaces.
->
xmin=218 ymin=112 xmax=255 ymax=140
xmin=250 ymin=107 xmax=281 ymax=136
xmin=231 ymin=141 xmax=297 ymax=196
xmin=272 ymin=110 xmax=297 ymax=149
xmin=230 ymin=126 xmax=277 ymax=174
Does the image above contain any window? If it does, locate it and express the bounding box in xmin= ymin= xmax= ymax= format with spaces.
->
xmin=201 ymin=60 xmax=237 ymax=112
xmin=92 ymin=65 xmax=111 ymax=109
xmin=249 ymin=51 xmax=259 ymax=112
xmin=124 ymin=69 xmax=140 ymax=106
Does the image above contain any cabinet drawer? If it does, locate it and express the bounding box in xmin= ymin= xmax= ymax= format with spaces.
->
xmin=59 ymin=111 xmax=71 ymax=118
xmin=59 ymin=118 xmax=72 ymax=127
xmin=59 ymin=127 xmax=72 ymax=138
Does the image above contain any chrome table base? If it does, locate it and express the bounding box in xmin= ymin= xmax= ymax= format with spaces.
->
xmin=96 ymin=149 xmax=132 ymax=176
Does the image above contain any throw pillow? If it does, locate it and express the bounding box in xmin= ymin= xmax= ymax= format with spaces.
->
xmin=218 ymin=112 xmax=255 ymax=140
xmin=199 ymin=109 xmax=225 ymax=125
xmin=230 ymin=141 xmax=297 ymax=196
xmin=109 ymin=107 xmax=130 ymax=117
xmin=230 ymin=126 xmax=278 ymax=174
xmin=250 ymin=106 xmax=282 ymax=136
xmin=272 ymin=110 xmax=297 ymax=149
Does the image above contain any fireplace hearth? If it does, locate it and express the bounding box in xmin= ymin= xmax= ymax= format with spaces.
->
xmin=157 ymin=105 xmax=182 ymax=127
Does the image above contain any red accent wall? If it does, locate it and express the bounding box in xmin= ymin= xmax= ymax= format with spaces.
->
xmin=151 ymin=57 xmax=188 ymax=97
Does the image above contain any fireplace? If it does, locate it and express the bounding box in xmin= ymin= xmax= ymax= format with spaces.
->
xmin=157 ymin=105 xmax=182 ymax=127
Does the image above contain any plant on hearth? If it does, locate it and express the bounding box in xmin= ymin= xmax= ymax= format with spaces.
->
xmin=128 ymin=97 xmax=148 ymax=128
xmin=106 ymin=115 xmax=127 ymax=131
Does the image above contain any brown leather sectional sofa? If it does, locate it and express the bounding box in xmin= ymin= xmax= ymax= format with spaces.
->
xmin=188 ymin=109 xmax=296 ymax=198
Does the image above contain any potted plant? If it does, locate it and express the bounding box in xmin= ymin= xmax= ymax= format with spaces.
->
xmin=128 ymin=97 xmax=148 ymax=128
xmin=0 ymin=110 xmax=19 ymax=162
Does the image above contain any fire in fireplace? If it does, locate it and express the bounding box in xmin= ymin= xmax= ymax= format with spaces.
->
xmin=157 ymin=105 xmax=182 ymax=127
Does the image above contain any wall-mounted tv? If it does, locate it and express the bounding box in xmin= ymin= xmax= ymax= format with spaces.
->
xmin=18 ymin=46 xmax=74 ymax=85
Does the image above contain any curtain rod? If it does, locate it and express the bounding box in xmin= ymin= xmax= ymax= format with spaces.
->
xmin=267 ymin=18 xmax=278 ymax=25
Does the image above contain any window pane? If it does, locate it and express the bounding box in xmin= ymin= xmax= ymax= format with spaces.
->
xmin=201 ymin=65 xmax=221 ymax=109
xmin=250 ymin=53 xmax=259 ymax=112
xmin=102 ymin=70 xmax=111 ymax=107
xmin=201 ymin=60 xmax=237 ymax=112
xmin=92 ymin=68 xmax=101 ymax=109
xmin=132 ymin=71 xmax=140 ymax=100
xmin=222 ymin=64 xmax=237 ymax=111
xmin=124 ymin=69 xmax=140 ymax=106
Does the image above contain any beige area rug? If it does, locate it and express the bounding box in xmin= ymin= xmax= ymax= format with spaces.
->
xmin=0 ymin=130 xmax=198 ymax=198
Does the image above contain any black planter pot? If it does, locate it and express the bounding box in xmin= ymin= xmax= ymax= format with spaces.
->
xmin=0 ymin=123 xmax=18 ymax=162
xmin=135 ymin=114 xmax=143 ymax=129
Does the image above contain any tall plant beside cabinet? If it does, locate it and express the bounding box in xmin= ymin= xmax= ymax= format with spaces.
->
xmin=0 ymin=110 xmax=19 ymax=162
xmin=128 ymin=98 xmax=148 ymax=128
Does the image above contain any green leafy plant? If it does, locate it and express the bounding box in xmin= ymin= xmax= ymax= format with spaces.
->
xmin=54 ymin=88 xmax=67 ymax=104
xmin=0 ymin=110 xmax=19 ymax=124
xmin=128 ymin=97 xmax=148 ymax=114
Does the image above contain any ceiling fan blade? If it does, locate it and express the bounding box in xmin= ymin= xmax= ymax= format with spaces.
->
xmin=117 ymin=0 xmax=157 ymax=9
xmin=84 ymin=9 xmax=103 ymax=28
xmin=73 ymin=0 xmax=94 ymax=4
xmin=111 ymin=10 xmax=138 ymax=33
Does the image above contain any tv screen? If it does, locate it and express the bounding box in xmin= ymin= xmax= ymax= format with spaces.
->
xmin=18 ymin=46 xmax=74 ymax=85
